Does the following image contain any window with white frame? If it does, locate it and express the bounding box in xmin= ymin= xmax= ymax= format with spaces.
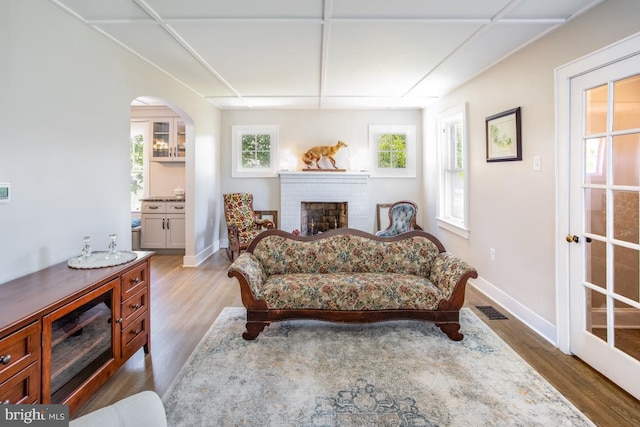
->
xmin=368 ymin=125 xmax=416 ymax=177
xmin=437 ymin=104 xmax=469 ymax=238
xmin=232 ymin=125 xmax=279 ymax=177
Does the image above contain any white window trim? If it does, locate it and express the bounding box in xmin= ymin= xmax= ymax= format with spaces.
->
xmin=436 ymin=103 xmax=470 ymax=238
xmin=232 ymin=125 xmax=279 ymax=177
xmin=368 ymin=125 xmax=416 ymax=178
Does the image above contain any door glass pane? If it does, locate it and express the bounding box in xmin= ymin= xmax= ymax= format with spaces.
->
xmin=613 ymin=74 xmax=640 ymax=131
xmin=585 ymin=84 xmax=608 ymax=135
xmin=585 ymin=239 xmax=607 ymax=290
xmin=585 ymin=188 xmax=606 ymax=236
xmin=176 ymin=121 xmax=186 ymax=158
xmin=585 ymin=288 xmax=607 ymax=343
xmin=585 ymin=137 xmax=607 ymax=185
xmin=613 ymin=244 xmax=639 ymax=302
xmin=613 ymin=191 xmax=639 ymax=244
xmin=612 ymin=134 xmax=640 ymax=186
xmin=613 ymin=299 xmax=640 ymax=362
xmin=153 ymin=121 xmax=170 ymax=158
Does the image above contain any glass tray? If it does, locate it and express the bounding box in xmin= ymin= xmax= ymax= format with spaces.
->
xmin=68 ymin=251 xmax=137 ymax=269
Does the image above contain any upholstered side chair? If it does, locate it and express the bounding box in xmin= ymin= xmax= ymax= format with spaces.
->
xmin=376 ymin=200 xmax=418 ymax=237
xmin=223 ymin=193 xmax=275 ymax=261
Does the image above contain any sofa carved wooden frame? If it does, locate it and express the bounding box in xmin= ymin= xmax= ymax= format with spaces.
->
xmin=227 ymin=228 xmax=478 ymax=341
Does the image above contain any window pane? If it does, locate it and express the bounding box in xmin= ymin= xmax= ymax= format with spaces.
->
xmin=255 ymin=151 xmax=270 ymax=167
xmin=585 ymin=188 xmax=606 ymax=236
xmin=585 ymin=84 xmax=608 ymax=135
xmin=612 ymin=134 xmax=640 ymax=186
xmin=378 ymin=152 xmax=391 ymax=168
xmin=613 ymin=300 xmax=640 ymax=362
xmin=613 ymin=74 xmax=640 ymax=131
xmin=242 ymin=134 xmax=256 ymax=151
xmin=585 ymin=239 xmax=606 ymax=290
xmin=256 ymin=134 xmax=271 ymax=150
xmin=377 ymin=134 xmax=392 ymax=150
xmin=585 ymin=137 xmax=607 ymax=185
xmin=377 ymin=134 xmax=406 ymax=169
xmin=130 ymin=132 xmax=144 ymax=211
xmin=613 ymin=244 xmax=639 ymax=302
xmin=454 ymin=123 xmax=463 ymax=169
xmin=445 ymin=171 xmax=464 ymax=221
xmin=613 ymin=191 xmax=639 ymax=244
xmin=391 ymin=152 xmax=406 ymax=168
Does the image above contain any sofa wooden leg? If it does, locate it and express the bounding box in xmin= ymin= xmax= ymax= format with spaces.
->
xmin=242 ymin=322 xmax=269 ymax=340
xmin=225 ymin=248 xmax=234 ymax=261
xmin=436 ymin=322 xmax=463 ymax=341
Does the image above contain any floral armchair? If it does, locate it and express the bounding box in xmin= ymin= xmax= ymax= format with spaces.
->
xmin=223 ymin=193 xmax=275 ymax=261
xmin=376 ymin=200 xmax=418 ymax=237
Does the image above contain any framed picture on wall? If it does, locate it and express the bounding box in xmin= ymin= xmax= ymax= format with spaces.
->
xmin=486 ymin=107 xmax=522 ymax=162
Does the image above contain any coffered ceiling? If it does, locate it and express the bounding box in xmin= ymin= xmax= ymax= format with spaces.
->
xmin=51 ymin=0 xmax=604 ymax=109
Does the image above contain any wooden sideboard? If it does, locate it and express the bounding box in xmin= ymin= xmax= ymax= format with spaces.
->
xmin=0 ymin=251 xmax=153 ymax=415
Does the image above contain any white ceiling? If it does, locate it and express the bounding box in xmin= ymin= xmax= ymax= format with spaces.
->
xmin=52 ymin=0 xmax=604 ymax=109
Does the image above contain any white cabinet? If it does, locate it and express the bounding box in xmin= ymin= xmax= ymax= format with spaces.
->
xmin=150 ymin=118 xmax=185 ymax=162
xmin=141 ymin=201 xmax=185 ymax=249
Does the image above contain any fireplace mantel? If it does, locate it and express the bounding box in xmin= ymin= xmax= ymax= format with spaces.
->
xmin=279 ymin=171 xmax=370 ymax=233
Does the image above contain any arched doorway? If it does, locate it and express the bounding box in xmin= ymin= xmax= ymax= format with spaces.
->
xmin=130 ymin=96 xmax=195 ymax=263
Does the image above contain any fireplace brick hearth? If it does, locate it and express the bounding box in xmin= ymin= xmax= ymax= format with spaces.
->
xmin=280 ymin=172 xmax=370 ymax=234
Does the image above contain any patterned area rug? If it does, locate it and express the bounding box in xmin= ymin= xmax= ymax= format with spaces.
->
xmin=163 ymin=308 xmax=594 ymax=426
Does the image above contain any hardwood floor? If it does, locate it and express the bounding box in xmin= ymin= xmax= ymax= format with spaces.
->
xmin=75 ymin=252 xmax=640 ymax=425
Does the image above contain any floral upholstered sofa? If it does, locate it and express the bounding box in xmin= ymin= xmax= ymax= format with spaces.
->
xmin=227 ymin=228 xmax=478 ymax=341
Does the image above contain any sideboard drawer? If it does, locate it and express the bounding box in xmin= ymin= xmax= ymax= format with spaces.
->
xmin=121 ymin=262 xmax=148 ymax=301
xmin=0 ymin=322 xmax=40 ymax=385
xmin=121 ymin=315 xmax=148 ymax=360
xmin=0 ymin=362 xmax=40 ymax=404
xmin=121 ymin=287 xmax=149 ymax=327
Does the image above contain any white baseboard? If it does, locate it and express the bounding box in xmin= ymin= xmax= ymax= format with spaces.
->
xmin=469 ymin=277 xmax=557 ymax=346
xmin=182 ymin=242 xmax=217 ymax=267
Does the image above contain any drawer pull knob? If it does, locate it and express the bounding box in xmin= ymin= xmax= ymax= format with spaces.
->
xmin=131 ymin=277 xmax=140 ymax=284
xmin=116 ymin=318 xmax=123 ymax=324
xmin=132 ymin=303 xmax=140 ymax=310
xmin=2 ymin=399 xmax=10 ymax=404
xmin=131 ymin=329 xmax=141 ymax=335
xmin=0 ymin=354 xmax=10 ymax=365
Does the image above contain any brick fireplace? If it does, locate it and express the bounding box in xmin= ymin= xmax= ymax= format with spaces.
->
xmin=280 ymin=172 xmax=370 ymax=234
xmin=301 ymin=201 xmax=348 ymax=236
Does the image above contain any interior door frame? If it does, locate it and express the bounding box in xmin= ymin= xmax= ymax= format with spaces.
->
xmin=555 ymin=32 xmax=640 ymax=354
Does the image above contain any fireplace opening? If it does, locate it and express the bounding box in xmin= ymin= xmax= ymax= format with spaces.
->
xmin=301 ymin=202 xmax=348 ymax=236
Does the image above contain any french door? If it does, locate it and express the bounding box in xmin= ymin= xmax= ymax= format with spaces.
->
xmin=568 ymin=53 xmax=640 ymax=399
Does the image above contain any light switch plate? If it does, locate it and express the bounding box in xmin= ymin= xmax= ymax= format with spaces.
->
xmin=0 ymin=182 xmax=10 ymax=203
xmin=533 ymin=156 xmax=541 ymax=172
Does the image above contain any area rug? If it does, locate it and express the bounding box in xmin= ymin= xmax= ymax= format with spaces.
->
xmin=163 ymin=308 xmax=594 ymax=426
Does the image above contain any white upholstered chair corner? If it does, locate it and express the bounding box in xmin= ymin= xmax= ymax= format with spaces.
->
xmin=69 ymin=391 xmax=167 ymax=427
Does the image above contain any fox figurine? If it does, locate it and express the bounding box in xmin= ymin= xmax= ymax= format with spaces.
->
xmin=302 ymin=140 xmax=348 ymax=169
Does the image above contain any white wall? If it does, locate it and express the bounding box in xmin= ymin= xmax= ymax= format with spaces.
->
xmin=423 ymin=0 xmax=640 ymax=342
xmin=220 ymin=109 xmax=423 ymax=234
xmin=0 ymin=0 xmax=221 ymax=284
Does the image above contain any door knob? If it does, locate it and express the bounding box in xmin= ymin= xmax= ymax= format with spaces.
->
xmin=566 ymin=234 xmax=580 ymax=243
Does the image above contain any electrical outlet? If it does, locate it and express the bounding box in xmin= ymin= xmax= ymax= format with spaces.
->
xmin=490 ymin=248 xmax=496 ymax=261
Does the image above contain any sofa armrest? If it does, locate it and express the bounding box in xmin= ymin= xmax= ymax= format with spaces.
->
xmin=70 ymin=391 xmax=167 ymax=427
xmin=227 ymin=253 xmax=267 ymax=304
xmin=429 ymin=252 xmax=478 ymax=305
